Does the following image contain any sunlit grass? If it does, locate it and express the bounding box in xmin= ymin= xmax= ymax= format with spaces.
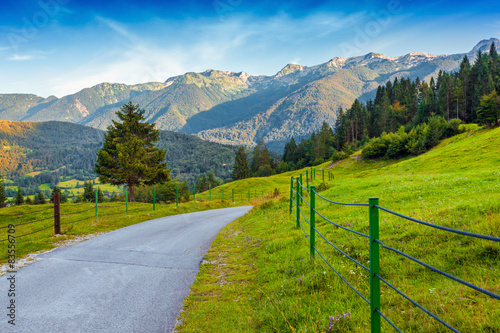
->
xmin=177 ymin=126 xmax=500 ymax=332
xmin=0 ymin=200 xmax=239 ymax=264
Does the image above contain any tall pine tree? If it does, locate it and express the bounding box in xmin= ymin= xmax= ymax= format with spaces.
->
xmin=14 ymin=188 xmax=24 ymax=205
xmin=95 ymin=102 xmax=170 ymax=201
xmin=0 ymin=179 xmax=6 ymax=208
xmin=232 ymin=147 xmax=251 ymax=180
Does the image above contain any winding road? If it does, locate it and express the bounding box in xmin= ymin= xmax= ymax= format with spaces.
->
xmin=0 ymin=206 xmax=252 ymax=333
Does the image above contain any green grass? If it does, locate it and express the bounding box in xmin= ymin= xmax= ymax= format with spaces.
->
xmin=176 ymin=126 xmax=500 ymax=332
xmin=0 ymin=200 xmax=240 ymax=265
xmin=38 ymin=183 xmax=51 ymax=191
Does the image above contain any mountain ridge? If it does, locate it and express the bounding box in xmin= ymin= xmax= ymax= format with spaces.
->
xmin=1 ymin=38 xmax=499 ymax=152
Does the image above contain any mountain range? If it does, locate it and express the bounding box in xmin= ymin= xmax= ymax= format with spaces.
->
xmin=1 ymin=38 xmax=499 ymax=152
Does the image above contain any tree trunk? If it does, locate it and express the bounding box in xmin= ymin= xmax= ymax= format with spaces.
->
xmin=447 ymin=92 xmax=450 ymax=121
xmin=128 ymin=184 xmax=135 ymax=202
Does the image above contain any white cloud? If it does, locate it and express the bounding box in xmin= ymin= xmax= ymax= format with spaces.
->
xmin=2 ymin=11 xmax=390 ymax=96
xmin=8 ymin=54 xmax=34 ymax=61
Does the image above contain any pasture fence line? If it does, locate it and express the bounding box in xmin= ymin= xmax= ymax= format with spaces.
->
xmin=1 ymin=181 xmax=278 ymax=244
xmin=289 ymin=169 xmax=500 ymax=333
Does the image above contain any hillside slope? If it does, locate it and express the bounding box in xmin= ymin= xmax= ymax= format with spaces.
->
xmin=0 ymin=120 xmax=238 ymax=185
xmin=1 ymin=39 xmax=498 ymax=152
xmin=176 ymin=126 xmax=500 ymax=332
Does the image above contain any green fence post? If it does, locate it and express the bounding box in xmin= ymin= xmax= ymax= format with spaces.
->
xmin=299 ymin=174 xmax=303 ymax=205
xmin=209 ymin=185 xmax=211 ymax=201
xmin=153 ymin=187 xmax=156 ymax=211
xmin=322 ymin=169 xmax=325 ymax=182
xmin=125 ymin=189 xmax=128 ymax=216
xmin=232 ymin=189 xmax=234 ymax=203
xmin=176 ymin=185 xmax=178 ymax=208
xmin=310 ymin=186 xmax=316 ymax=258
xmin=95 ymin=189 xmax=98 ymax=219
xmin=193 ymin=184 xmax=196 ymax=200
xmin=296 ymin=177 xmax=300 ymax=229
xmin=290 ymin=177 xmax=293 ymax=214
xmin=369 ymin=197 xmax=381 ymax=333
xmin=306 ymin=170 xmax=309 ymax=190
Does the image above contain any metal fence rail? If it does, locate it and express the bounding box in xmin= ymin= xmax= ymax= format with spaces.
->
xmin=289 ymin=170 xmax=499 ymax=333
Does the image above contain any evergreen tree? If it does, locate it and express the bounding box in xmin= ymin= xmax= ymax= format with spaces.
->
xmin=82 ymin=181 xmax=94 ymax=202
xmin=261 ymin=145 xmax=271 ymax=167
xmin=452 ymin=78 xmax=465 ymax=120
xmin=14 ymin=188 xmax=24 ymax=205
xmin=477 ymin=90 xmax=500 ymax=126
xmin=250 ymin=143 xmax=262 ymax=174
xmin=97 ymin=188 xmax=104 ymax=203
xmin=25 ymin=196 xmax=32 ymax=205
xmin=207 ymin=171 xmax=221 ymax=188
xmin=0 ymin=179 xmax=6 ymax=208
xmin=51 ymin=186 xmax=68 ymax=203
xmin=95 ymin=102 xmax=170 ymax=202
xmin=232 ymin=147 xmax=251 ymax=180
xmin=35 ymin=191 xmax=46 ymax=204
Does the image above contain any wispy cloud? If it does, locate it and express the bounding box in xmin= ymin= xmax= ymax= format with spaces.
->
xmin=8 ymin=54 xmax=34 ymax=61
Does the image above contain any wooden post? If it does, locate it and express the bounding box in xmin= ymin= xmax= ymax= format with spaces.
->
xmin=54 ymin=192 xmax=60 ymax=235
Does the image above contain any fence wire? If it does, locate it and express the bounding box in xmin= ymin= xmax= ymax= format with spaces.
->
xmin=313 ymin=245 xmax=371 ymax=305
xmin=376 ymin=309 xmax=403 ymax=333
xmin=289 ymin=173 xmax=499 ymax=333
xmin=313 ymin=226 xmax=369 ymax=271
xmin=375 ymin=239 xmax=500 ymax=300
xmin=374 ymin=273 xmax=460 ymax=333
xmin=375 ymin=205 xmax=500 ymax=242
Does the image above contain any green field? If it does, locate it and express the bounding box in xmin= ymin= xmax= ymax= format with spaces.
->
xmin=1 ymin=126 xmax=499 ymax=332
xmin=176 ymin=126 xmax=500 ymax=332
xmin=0 ymin=200 xmax=243 ymax=264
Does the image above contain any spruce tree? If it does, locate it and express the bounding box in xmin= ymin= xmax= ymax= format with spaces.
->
xmin=51 ymin=186 xmax=68 ymax=203
xmin=14 ymin=188 xmax=24 ymax=205
xmin=82 ymin=181 xmax=94 ymax=202
xmin=95 ymin=102 xmax=170 ymax=201
xmin=232 ymin=147 xmax=251 ymax=180
xmin=477 ymin=90 xmax=500 ymax=126
xmin=35 ymin=191 xmax=46 ymax=204
xmin=0 ymin=179 xmax=6 ymax=208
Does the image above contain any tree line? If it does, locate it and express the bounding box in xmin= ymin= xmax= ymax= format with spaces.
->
xmin=278 ymin=45 xmax=500 ymax=168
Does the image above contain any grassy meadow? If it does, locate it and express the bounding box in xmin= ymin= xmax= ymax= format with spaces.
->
xmin=0 ymin=200 xmax=244 ymax=265
xmin=1 ymin=125 xmax=498 ymax=332
xmin=176 ymin=126 xmax=500 ymax=332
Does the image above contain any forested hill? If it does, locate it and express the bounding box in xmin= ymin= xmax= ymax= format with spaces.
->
xmin=0 ymin=120 xmax=239 ymax=187
xmin=1 ymin=39 xmax=498 ymax=152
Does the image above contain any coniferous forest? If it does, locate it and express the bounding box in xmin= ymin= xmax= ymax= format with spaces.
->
xmin=279 ymin=45 xmax=500 ymax=169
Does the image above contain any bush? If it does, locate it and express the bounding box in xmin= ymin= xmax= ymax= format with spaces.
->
xmin=316 ymin=182 xmax=330 ymax=192
xmin=331 ymin=150 xmax=349 ymax=163
xmin=362 ymin=118 xmax=462 ymax=160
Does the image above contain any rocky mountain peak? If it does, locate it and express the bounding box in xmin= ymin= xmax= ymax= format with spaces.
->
xmin=276 ymin=63 xmax=306 ymax=77
xmin=470 ymin=37 xmax=500 ymax=54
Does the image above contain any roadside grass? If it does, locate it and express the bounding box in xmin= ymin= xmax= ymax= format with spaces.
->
xmin=58 ymin=178 xmax=123 ymax=193
xmin=0 ymin=200 xmax=241 ymax=265
xmin=176 ymin=126 xmax=500 ymax=333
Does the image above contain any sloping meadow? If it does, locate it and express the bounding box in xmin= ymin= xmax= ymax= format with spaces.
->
xmin=176 ymin=126 xmax=500 ymax=332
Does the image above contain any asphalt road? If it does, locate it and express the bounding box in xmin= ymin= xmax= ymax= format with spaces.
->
xmin=0 ymin=206 xmax=252 ymax=333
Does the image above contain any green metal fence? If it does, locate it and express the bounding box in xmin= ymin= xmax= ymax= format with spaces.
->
xmin=289 ymin=172 xmax=500 ymax=333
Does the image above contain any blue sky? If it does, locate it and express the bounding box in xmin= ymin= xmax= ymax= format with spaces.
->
xmin=1 ymin=0 xmax=499 ymax=97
